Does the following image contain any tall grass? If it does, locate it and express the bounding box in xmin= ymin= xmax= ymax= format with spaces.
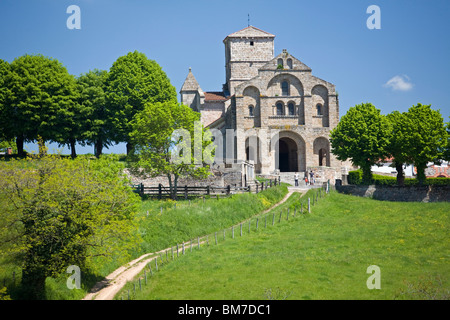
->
xmin=121 ymin=190 xmax=449 ymax=300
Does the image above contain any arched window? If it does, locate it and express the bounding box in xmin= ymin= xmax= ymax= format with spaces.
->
xmin=316 ymin=103 xmax=323 ymax=116
xmin=248 ymin=105 xmax=254 ymax=117
xmin=288 ymin=102 xmax=295 ymax=115
xmin=276 ymin=102 xmax=284 ymax=115
xmin=281 ymin=81 xmax=289 ymax=96
xmin=287 ymin=58 xmax=293 ymax=69
xmin=277 ymin=58 xmax=283 ymax=69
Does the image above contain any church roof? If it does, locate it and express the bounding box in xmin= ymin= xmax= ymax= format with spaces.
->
xmin=224 ymin=26 xmax=275 ymax=40
xmin=180 ymin=67 xmax=201 ymax=92
xmin=204 ymin=91 xmax=229 ymax=102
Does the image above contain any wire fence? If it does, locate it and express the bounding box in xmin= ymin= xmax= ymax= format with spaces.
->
xmin=118 ymin=184 xmax=329 ymax=300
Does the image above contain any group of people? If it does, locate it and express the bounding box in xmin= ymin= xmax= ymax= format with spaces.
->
xmin=294 ymin=171 xmax=316 ymax=186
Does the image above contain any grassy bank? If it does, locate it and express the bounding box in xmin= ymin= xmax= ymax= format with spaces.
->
xmin=120 ymin=190 xmax=449 ymax=300
xmin=1 ymin=184 xmax=289 ymax=300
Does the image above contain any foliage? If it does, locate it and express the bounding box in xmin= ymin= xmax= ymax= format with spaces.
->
xmin=128 ymin=101 xmax=214 ymax=199
xmin=330 ymin=103 xmax=390 ymax=183
xmin=76 ymin=69 xmax=113 ymax=157
xmin=0 ymin=155 xmax=140 ymax=299
xmin=386 ymin=111 xmax=410 ymax=185
xmin=105 ymin=51 xmax=177 ymax=152
xmin=396 ymin=104 xmax=447 ymax=185
xmin=348 ymin=170 xmax=450 ymax=186
xmin=0 ymin=54 xmax=78 ymax=156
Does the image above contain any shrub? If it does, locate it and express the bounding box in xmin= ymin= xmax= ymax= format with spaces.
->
xmin=347 ymin=170 xmax=450 ymax=186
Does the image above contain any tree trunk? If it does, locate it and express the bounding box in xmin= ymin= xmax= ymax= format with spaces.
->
xmin=16 ymin=136 xmax=24 ymax=157
xmin=69 ymin=139 xmax=77 ymax=159
xmin=361 ymin=163 xmax=373 ymax=184
xmin=21 ymin=268 xmax=47 ymax=300
xmin=95 ymin=139 xmax=103 ymax=158
xmin=416 ymin=162 xmax=426 ymax=186
xmin=126 ymin=142 xmax=133 ymax=155
xmin=395 ymin=162 xmax=405 ymax=186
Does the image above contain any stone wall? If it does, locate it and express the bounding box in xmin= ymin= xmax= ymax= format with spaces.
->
xmin=336 ymin=185 xmax=450 ymax=202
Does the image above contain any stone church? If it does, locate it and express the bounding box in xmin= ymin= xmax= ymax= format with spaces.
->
xmin=180 ymin=26 xmax=347 ymax=185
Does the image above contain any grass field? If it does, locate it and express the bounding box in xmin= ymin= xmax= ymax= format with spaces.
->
xmin=118 ymin=190 xmax=450 ymax=300
xmin=0 ymin=184 xmax=289 ymax=300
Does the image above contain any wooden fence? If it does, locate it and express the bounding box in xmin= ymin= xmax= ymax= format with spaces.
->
xmin=132 ymin=178 xmax=280 ymax=199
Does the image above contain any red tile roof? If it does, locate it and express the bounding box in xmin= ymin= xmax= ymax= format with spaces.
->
xmin=204 ymin=91 xmax=229 ymax=102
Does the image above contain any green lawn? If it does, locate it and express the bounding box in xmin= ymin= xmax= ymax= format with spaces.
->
xmin=0 ymin=184 xmax=289 ymax=300
xmin=119 ymin=191 xmax=450 ymax=300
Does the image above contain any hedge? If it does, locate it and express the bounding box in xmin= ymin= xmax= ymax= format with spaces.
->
xmin=348 ymin=170 xmax=450 ymax=186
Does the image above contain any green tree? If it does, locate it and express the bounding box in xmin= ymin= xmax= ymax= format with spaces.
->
xmin=330 ymin=103 xmax=390 ymax=183
xmin=105 ymin=51 xmax=177 ymax=154
xmin=0 ymin=155 xmax=140 ymax=299
xmin=128 ymin=101 xmax=213 ymax=199
xmin=386 ymin=111 xmax=411 ymax=186
xmin=442 ymin=120 xmax=450 ymax=162
xmin=77 ymin=69 xmax=113 ymax=157
xmin=400 ymin=103 xmax=447 ymax=185
xmin=0 ymin=54 xmax=78 ymax=156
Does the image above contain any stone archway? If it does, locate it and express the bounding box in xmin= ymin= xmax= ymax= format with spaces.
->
xmin=271 ymin=131 xmax=306 ymax=173
xmin=278 ymin=137 xmax=297 ymax=172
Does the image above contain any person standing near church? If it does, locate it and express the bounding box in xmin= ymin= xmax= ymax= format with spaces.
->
xmin=294 ymin=172 xmax=299 ymax=186
xmin=309 ymin=170 xmax=314 ymax=185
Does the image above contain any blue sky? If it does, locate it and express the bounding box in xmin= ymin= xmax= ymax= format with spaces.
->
xmin=1 ymin=0 xmax=449 ymax=154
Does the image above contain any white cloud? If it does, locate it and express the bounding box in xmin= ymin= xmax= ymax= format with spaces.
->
xmin=383 ymin=75 xmax=413 ymax=91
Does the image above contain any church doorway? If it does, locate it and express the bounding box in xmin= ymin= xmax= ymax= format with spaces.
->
xmin=278 ymin=137 xmax=298 ymax=172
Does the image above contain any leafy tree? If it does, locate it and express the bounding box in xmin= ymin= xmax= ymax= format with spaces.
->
xmin=0 ymin=59 xmax=11 ymax=145
xmin=77 ymin=69 xmax=113 ymax=157
xmin=0 ymin=155 xmax=140 ymax=299
xmin=400 ymin=103 xmax=447 ymax=184
xmin=386 ymin=111 xmax=411 ymax=186
xmin=105 ymin=51 xmax=177 ymax=154
xmin=0 ymin=54 xmax=78 ymax=156
xmin=128 ymin=101 xmax=213 ymax=199
xmin=442 ymin=120 xmax=450 ymax=162
xmin=330 ymin=103 xmax=390 ymax=183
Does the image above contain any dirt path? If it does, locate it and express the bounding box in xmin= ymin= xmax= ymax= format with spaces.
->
xmin=83 ymin=187 xmax=306 ymax=300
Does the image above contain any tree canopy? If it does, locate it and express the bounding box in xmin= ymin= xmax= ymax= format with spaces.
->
xmin=0 ymin=54 xmax=78 ymax=156
xmin=330 ymin=102 xmax=390 ymax=183
xmin=105 ymin=51 xmax=177 ymax=153
xmin=128 ymin=101 xmax=214 ymax=199
xmin=398 ymin=103 xmax=447 ymax=184
xmin=0 ymin=155 xmax=140 ymax=299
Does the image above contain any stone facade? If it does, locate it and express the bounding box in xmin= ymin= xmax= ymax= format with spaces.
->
xmin=180 ymin=26 xmax=349 ymax=183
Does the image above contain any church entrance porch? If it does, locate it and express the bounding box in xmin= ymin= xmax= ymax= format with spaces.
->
xmin=278 ymin=137 xmax=298 ymax=172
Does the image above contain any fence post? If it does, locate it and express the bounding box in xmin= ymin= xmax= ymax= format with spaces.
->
xmin=207 ymin=185 xmax=210 ymax=196
xmin=248 ymin=185 xmax=251 ymax=193
xmin=158 ymin=184 xmax=162 ymax=200
xmin=185 ymin=185 xmax=188 ymax=200
xmin=256 ymin=218 xmax=259 ymax=230
xmin=256 ymin=183 xmax=259 ymax=194
xmin=272 ymin=213 xmax=275 ymax=226
xmin=182 ymin=242 xmax=185 ymax=255
xmin=140 ymin=183 xmax=144 ymax=196
xmin=155 ymin=257 xmax=158 ymax=271
xmin=248 ymin=220 xmax=251 ymax=233
xmin=308 ymin=198 xmax=311 ymax=213
xmin=279 ymin=211 xmax=282 ymax=223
